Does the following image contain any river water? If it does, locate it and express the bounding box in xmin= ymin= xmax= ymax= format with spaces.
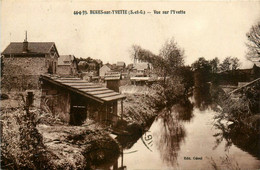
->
xmin=113 ymin=98 xmax=260 ymax=169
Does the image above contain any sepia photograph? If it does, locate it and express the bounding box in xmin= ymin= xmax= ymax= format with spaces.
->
xmin=1 ymin=0 xmax=260 ymax=169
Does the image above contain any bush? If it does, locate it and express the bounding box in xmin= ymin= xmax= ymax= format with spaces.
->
xmin=1 ymin=107 xmax=56 ymax=169
xmin=151 ymin=76 xmax=187 ymax=110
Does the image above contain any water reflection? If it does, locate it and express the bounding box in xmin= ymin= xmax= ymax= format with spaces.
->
xmin=104 ymin=84 xmax=260 ymax=169
xmin=213 ymin=120 xmax=260 ymax=160
xmin=193 ymin=83 xmax=212 ymax=111
xmin=174 ymin=99 xmax=194 ymax=121
xmin=155 ymin=109 xmax=186 ymax=166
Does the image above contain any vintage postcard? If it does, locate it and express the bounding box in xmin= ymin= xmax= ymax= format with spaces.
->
xmin=1 ymin=0 xmax=260 ymax=169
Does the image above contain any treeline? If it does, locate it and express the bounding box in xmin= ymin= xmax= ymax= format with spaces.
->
xmin=130 ymin=38 xmax=193 ymax=110
xmin=76 ymin=57 xmax=102 ymax=72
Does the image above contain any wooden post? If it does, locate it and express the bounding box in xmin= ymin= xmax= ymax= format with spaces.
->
xmin=121 ymin=99 xmax=123 ymax=120
xmin=106 ymin=104 xmax=108 ymax=125
xmin=121 ymin=148 xmax=123 ymax=167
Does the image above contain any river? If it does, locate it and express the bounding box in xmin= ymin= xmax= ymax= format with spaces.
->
xmin=111 ymin=97 xmax=260 ymax=169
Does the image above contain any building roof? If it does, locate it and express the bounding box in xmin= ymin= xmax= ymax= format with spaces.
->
xmin=133 ymin=62 xmax=149 ymax=70
xmin=117 ymin=62 xmax=126 ymax=67
xmin=58 ymin=55 xmax=75 ymax=66
xmin=40 ymin=75 xmax=126 ymax=103
xmin=2 ymin=42 xmax=57 ymax=55
xmin=100 ymin=64 xmax=111 ymax=70
xmin=104 ymin=73 xmax=121 ymax=80
xmin=130 ymin=77 xmax=150 ymax=81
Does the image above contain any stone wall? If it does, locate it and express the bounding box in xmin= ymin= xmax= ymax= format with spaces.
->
xmin=40 ymin=81 xmax=71 ymax=123
xmin=1 ymin=57 xmax=47 ymax=92
xmin=2 ymin=57 xmax=47 ymax=75
xmin=57 ymin=65 xmax=71 ymax=75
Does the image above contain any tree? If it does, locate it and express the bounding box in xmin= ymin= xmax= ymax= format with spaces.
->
xmin=209 ymin=57 xmax=220 ymax=73
xmin=246 ymin=21 xmax=260 ymax=59
xmin=191 ymin=57 xmax=212 ymax=86
xmin=230 ymin=57 xmax=240 ymax=70
xmin=130 ymin=38 xmax=185 ymax=79
xmin=129 ymin=45 xmax=141 ymax=62
xmin=219 ymin=57 xmax=232 ymax=72
xmin=191 ymin=57 xmax=211 ymax=72
xmin=159 ymin=38 xmax=185 ymax=77
xmin=219 ymin=56 xmax=240 ymax=72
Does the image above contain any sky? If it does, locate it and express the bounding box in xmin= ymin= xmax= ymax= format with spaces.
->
xmin=1 ymin=0 xmax=260 ymax=68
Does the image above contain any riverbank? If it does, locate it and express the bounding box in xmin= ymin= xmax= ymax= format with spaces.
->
xmin=0 ymin=93 xmax=120 ymax=169
xmin=1 ymin=86 xmax=159 ymax=169
xmin=113 ymin=85 xmax=159 ymax=149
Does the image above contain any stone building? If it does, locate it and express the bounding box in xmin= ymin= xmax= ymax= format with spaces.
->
xmin=116 ymin=61 xmax=126 ymax=71
xmin=57 ymin=55 xmax=78 ymax=76
xmin=99 ymin=64 xmax=111 ymax=78
xmin=1 ymin=38 xmax=59 ymax=91
xmin=131 ymin=62 xmax=151 ymax=77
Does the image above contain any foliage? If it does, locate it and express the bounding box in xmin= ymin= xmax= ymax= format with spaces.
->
xmin=191 ymin=57 xmax=212 ymax=88
xmin=246 ymin=21 xmax=260 ymax=59
xmin=1 ymin=107 xmax=56 ymax=169
xmin=1 ymin=94 xmax=121 ymax=169
xmin=159 ymin=38 xmax=185 ymax=77
xmin=214 ymin=80 xmax=260 ymax=133
xmin=219 ymin=56 xmax=240 ymax=72
xmin=176 ymin=66 xmax=194 ymax=94
xmin=191 ymin=57 xmax=211 ymax=72
xmin=210 ymin=57 xmax=220 ymax=73
xmin=130 ymin=38 xmax=185 ymax=79
xmin=151 ymin=76 xmax=186 ymax=110
xmin=129 ymin=44 xmax=141 ymax=61
xmin=76 ymin=57 xmax=102 ymax=72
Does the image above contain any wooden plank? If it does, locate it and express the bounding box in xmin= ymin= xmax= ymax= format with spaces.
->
xmin=88 ymin=89 xmax=114 ymax=95
xmin=72 ymin=85 xmax=102 ymax=89
xmin=94 ymin=92 xmax=119 ymax=98
xmin=81 ymin=87 xmax=108 ymax=92
xmin=102 ymin=94 xmax=126 ymax=102
xmin=59 ymin=78 xmax=81 ymax=80
xmin=63 ymin=83 xmax=94 ymax=86
xmin=57 ymin=80 xmax=88 ymax=83
xmin=41 ymin=76 xmax=104 ymax=103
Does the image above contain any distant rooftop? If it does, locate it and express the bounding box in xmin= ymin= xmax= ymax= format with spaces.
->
xmin=133 ymin=62 xmax=150 ymax=70
xmin=58 ymin=55 xmax=75 ymax=66
xmin=116 ymin=62 xmax=125 ymax=67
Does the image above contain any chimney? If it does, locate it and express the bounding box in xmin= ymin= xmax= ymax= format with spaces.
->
xmin=105 ymin=73 xmax=121 ymax=92
xmin=23 ymin=31 xmax=28 ymax=53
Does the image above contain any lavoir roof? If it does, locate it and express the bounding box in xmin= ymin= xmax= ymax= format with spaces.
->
xmin=40 ymin=75 xmax=126 ymax=103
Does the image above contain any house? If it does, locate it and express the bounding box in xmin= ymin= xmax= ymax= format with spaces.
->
xmin=131 ymin=62 xmax=151 ymax=77
xmin=99 ymin=64 xmax=111 ymax=78
xmin=1 ymin=37 xmax=59 ymax=91
xmin=116 ymin=61 xmax=126 ymax=71
xmin=57 ymin=55 xmax=78 ymax=76
xmin=40 ymin=75 xmax=126 ymax=125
